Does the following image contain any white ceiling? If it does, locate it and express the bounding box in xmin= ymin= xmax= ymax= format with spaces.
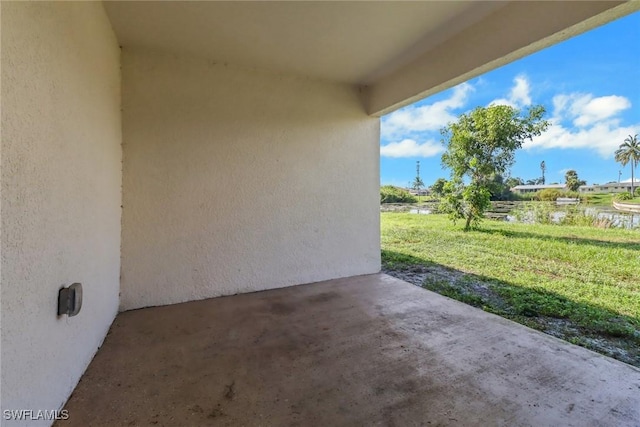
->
xmin=104 ymin=1 xmax=636 ymax=115
xmin=104 ymin=1 xmax=506 ymax=85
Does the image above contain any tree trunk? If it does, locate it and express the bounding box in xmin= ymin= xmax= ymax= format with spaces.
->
xmin=464 ymin=214 xmax=473 ymax=231
xmin=632 ymin=162 xmax=635 ymax=197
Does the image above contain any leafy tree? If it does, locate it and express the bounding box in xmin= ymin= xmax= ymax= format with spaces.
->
xmin=486 ymin=174 xmax=514 ymax=200
xmin=430 ymin=178 xmax=448 ymax=196
xmin=411 ymin=176 xmax=425 ymax=193
xmin=505 ymin=177 xmax=524 ymax=189
xmin=540 ymin=160 xmax=546 ymax=185
xmin=564 ymin=170 xmax=586 ymax=192
xmin=525 ymin=179 xmax=537 ymax=185
xmin=441 ymin=104 xmax=549 ymax=230
xmin=440 ymin=180 xmax=491 ymax=227
xmin=615 ymin=134 xmax=640 ymax=196
xmin=564 ymin=170 xmax=577 ymax=182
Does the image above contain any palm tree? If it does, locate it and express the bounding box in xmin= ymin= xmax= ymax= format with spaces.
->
xmin=540 ymin=161 xmax=546 ymax=185
xmin=615 ymin=134 xmax=640 ymax=197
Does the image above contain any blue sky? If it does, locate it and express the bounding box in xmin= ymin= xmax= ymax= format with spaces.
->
xmin=380 ymin=11 xmax=640 ymax=188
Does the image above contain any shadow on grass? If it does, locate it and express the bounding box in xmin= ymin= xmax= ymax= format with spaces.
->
xmin=382 ymin=249 xmax=640 ymax=368
xmin=475 ymin=227 xmax=640 ymax=252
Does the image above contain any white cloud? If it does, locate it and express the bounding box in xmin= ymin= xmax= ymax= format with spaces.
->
xmin=381 ymin=82 xmax=473 ymax=140
xmin=380 ymin=73 xmax=636 ymax=160
xmin=511 ymin=76 xmax=532 ymax=106
xmin=573 ymin=95 xmax=630 ymax=127
xmin=490 ymin=75 xmax=531 ymax=108
xmin=380 ymin=139 xmax=444 ymax=158
xmin=526 ymin=118 xmax=639 ymax=158
xmin=489 ymin=97 xmax=516 ymax=108
xmin=525 ymin=92 xmax=637 ymax=157
xmin=551 ymin=93 xmax=579 ymax=118
xmin=551 ymin=93 xmax=630 ymax=127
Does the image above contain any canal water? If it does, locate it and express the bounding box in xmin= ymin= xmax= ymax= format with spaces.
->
xmin=506 ymin=206 xmax=640 ymax=229
xmin=381 ymin=201 xmax=640 ymax=229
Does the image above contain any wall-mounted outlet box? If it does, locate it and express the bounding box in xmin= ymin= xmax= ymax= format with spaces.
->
xmin=58 ymin=283 xmax=83 ymax=317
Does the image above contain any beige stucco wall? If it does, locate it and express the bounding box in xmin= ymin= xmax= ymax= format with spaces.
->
xmin=120 ymin=49 xmax=380 ymax=310
xmin=1 ymin=3 xmax=122 ymax=424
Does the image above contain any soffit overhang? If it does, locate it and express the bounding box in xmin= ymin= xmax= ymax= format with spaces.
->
xmin=104 ymin=1 xmax=638 ymax=116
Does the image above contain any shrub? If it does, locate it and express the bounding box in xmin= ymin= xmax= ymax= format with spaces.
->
xmin=532 ymin=189 xmax=583 ymax=202
xmin=559 ymin=206 xmax=614 ymax=228
xmin=513 ymin=202 xmax=555 ymax=224
xmin=380 ymin=185 xmax=417 ymax=204
xmin=513 ymin=203 xmax=612 ymax=228
xmin=536 ymin=188 xmax=563 ymax=201
xmin=614 ymin=192 xmax=632 ymax=201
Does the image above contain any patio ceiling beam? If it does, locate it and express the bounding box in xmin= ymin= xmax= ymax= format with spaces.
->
xmin=365 ymin=1 xmax=637 ymax=117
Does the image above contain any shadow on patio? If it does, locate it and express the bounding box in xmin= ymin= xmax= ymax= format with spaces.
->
xmin=382 ymin=249 xmax=640 ymax=368
xmin=57 ymin=274 xmax=639 ymax=426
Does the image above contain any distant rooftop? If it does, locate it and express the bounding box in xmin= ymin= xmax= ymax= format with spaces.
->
xmin=511 ymin=184 xmax=565 ymax=190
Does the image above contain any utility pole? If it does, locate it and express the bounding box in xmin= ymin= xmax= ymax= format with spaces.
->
xmin=618 ymin=170 xmax=622 ymax=183
xmin=411 ymin=160 xmax=424 ymax=200
xmin=415 ymin=161 xmax=422 ymax=203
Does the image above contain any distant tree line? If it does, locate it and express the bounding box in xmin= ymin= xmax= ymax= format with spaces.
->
xmin=381 ymin=117 xmax=638 ymax=230
xmin=380 ymin=185 xmax=417 ymax=204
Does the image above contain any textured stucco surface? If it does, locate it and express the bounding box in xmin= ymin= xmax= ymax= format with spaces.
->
xmin=120 ymin=49 xmax=380 ymax=310
xmin=1 ymin=3 xmax=122 ymax=424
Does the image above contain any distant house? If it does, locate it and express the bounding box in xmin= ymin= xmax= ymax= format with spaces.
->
xmin=579 ymin=179 xmax=640 ymax=193
xmin=511 ymin=184 xmax=565 ymax=194
xmin=408 ymin=188 xmax=429 ymax=196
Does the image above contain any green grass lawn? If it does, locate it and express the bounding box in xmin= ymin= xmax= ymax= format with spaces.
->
xmin=622 ymin=197 xmax=640 ymax=204
xmin=583 ymin=193 xmax=614 ymax=206
xmin=381 ymin=212 xmax=640 ymax=366
xmin=583 ymin=192 xmax=640 ymax=206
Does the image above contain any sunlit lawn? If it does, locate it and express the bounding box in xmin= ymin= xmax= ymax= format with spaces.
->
xmin=381 ymin=212 xmax=640 ymax=366
xmin=584 ymin=192 xmax=640 ymax=206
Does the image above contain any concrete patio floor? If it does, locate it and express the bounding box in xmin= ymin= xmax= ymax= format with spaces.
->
xmin=58 ymin=273 xmax=640 ymax=426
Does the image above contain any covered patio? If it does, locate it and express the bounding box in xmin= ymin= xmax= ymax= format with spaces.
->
xmin=2 ymin=2 xmax=640 ymax=426
xmin=59 ymin=274 xmax=640 ymax=426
